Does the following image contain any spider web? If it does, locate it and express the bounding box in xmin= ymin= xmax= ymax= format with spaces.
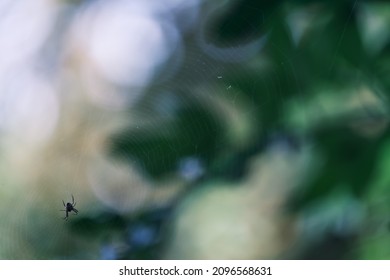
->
xmin=0 ymin=0 xmax=389 ymax=260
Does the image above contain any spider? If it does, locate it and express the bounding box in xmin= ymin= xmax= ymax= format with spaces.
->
xmin=60 ymin=195 xmax=78 ymax=221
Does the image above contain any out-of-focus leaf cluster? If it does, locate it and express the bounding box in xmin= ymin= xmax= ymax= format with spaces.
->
xmin=1 ymin=0 xmax=389 ymax=260
xmin=104 ymin=0 xmax=390 ymax=259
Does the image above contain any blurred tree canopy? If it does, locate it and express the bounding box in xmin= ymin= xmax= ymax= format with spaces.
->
xmin=1 ymin=0 xmax=389 ymax=260
xmin=102 ymin=0 xmax=390 ymax=259
xmin=100 ymin=0 xmax=390 ymax=259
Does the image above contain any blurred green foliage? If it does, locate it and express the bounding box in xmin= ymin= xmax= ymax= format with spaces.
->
xmin=47 ymin=0 xmax=390 ymax=259
xmin=111 ymin=102 xmax=224 ymax=179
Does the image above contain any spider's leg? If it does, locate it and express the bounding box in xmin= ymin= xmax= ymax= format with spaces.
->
xmin=62 ymin=200 xmax=66 ymax=207
xmin=73 ymin=208 xmax=78 ymax=214
xmin=71 ymin=194 xmax=75 ymax=205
